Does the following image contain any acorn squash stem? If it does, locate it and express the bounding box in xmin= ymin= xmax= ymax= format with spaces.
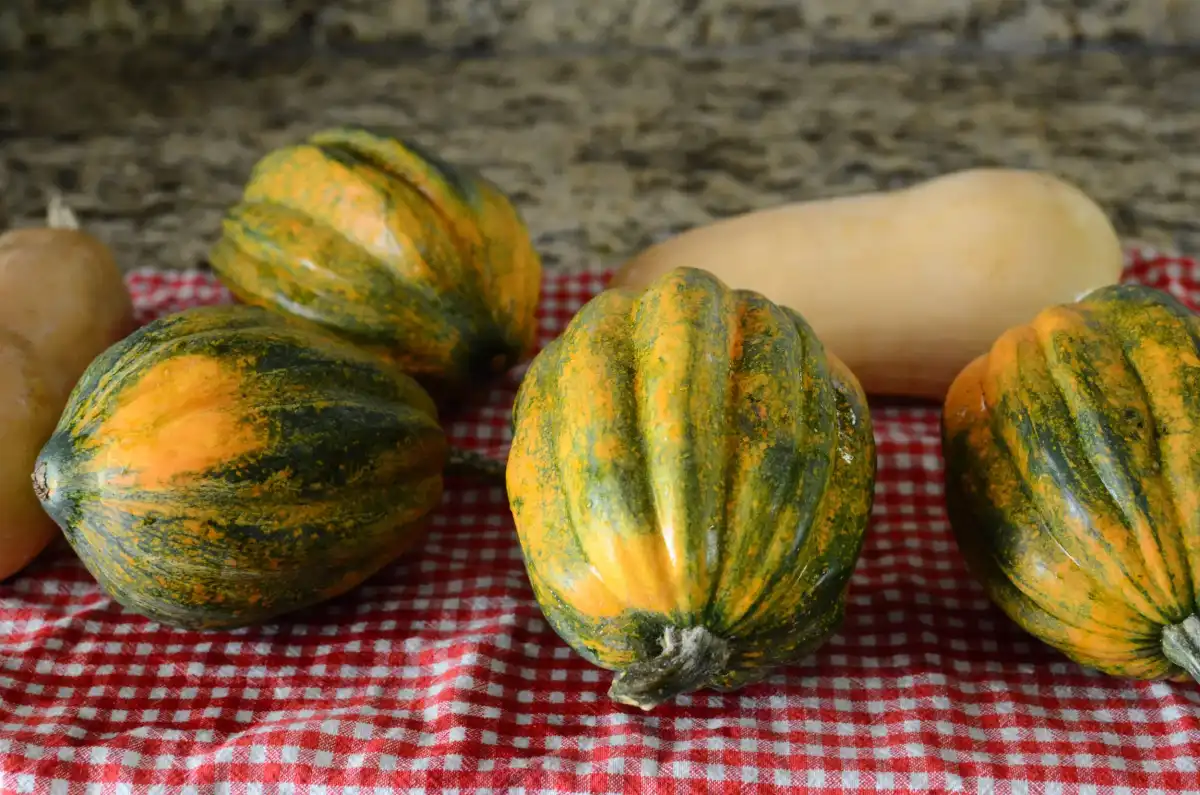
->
xmin=444 ymin=447 xmax=507 ymax=482
xmin=1162 ymin=615 xmax=1200 ymax=684
xmin=607 ymin=625 xmax=731 ymax=712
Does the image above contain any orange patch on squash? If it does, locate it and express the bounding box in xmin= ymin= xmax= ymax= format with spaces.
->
xmin=242 ymin=146 xmax=451 ymax=288
xmin=91 ymin=355 xmax=265 ymax=490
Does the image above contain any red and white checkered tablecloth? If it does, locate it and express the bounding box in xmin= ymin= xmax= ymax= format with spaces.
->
xmin=2 ymin=251 xmax=1200 ymax=794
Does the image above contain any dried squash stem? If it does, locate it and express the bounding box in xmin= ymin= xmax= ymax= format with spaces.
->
xmin=607 ymin=626 xmax=732 ymax=712
xmin=1162 ymin=615 xmax=1200 ymax=684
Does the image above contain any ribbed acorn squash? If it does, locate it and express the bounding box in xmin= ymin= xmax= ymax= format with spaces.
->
xmin=32 ymin=304 xmax=448 ymax=630
xmin=208 ymin=127 xmax=542 ymax=397
xmin=506 ymin=266 xmax=877 ymax=711
xmin=943 ymin=283 xmax=1200 ymax=684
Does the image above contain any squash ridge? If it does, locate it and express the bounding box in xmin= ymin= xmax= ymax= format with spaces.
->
xmin=1027 ymin=310 xmax=1169 ymax=621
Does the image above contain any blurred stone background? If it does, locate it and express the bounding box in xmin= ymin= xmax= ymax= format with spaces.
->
xmin=4 ymin=0 xmax=1200 ymax=54
xmin=2 ymin=1 xmax=1197 ymax=272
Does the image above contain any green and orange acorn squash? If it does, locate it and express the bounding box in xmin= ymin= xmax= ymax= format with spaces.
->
xmin=506 ymin=266 xmax=877 ymax=711
xmin=943 ymin=283 xmax=1200 ymax=684
xmin=32 ymin=304 xmax=449 ymax=630
xmin=208 ymin=127 xmax=542 ymax=397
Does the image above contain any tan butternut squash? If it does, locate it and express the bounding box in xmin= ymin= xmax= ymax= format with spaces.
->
xmin=0 ymin=196 xmax=135 ymax=403
xmin=610 ymin=168 xmax=1124 ymax=400
xmin=0 ymin=195 xmax=134 ymax=579
xmin=0 ymin=329 xmax=60 ymax=580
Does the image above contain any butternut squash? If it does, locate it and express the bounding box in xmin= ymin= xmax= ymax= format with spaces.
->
xmin=610 ymin=168 xmax=1124 ymax=400
xmin=0 ymin=195 xmax=135 ymax=404
xmin=0 ymin=329 xmax=60 ymax=580
xmin=0 ymin=195 xmax=134 ymax=580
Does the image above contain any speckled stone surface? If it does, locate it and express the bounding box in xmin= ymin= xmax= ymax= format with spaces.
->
xmin=3 ymin=0 xmax=1200 ymax=53
xmin=1 ymin=49 xmax=1197 ymax=273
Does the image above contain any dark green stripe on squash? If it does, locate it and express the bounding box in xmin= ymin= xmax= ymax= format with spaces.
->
xmin=34 ymin=304 xmax=448 ymax=631
xmin=313 ymin=135 xmax=481 ymax=211
xmin=505 ymin=266 xmax=877 ymax=710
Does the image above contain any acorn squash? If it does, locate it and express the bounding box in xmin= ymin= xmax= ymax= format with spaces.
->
xmin=506 ymin=266 xmax=877 ymax=711
xmin=32 ymin=304 xmax=448 ymax=630
xmin=208 ymin=127 xmax=542 ymax=397
xmin=943 ymin=283 xmax=1200 ymax=684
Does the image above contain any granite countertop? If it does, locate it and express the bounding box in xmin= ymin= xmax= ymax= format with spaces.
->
xmin=4 ymin=0 xmax=1200 ymax=52
xmin=1 ymin=48 xmax=1197 ymax=274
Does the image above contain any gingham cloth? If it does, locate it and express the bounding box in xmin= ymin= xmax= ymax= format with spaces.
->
xmin=2 ymin=252 xmax=1200 ymax=795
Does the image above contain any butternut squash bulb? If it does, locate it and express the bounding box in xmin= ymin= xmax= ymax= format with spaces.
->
xmin=0 ymin=329 xmax=61 ymax=580
xmin=0 ymin=195 xmax=135 ymax=404
xmin=33 ymin=304 xmax=448 ymax=630
xmin=0 ymin=196 xmax=134 ymax=580
xmin=208 ymin=127 xmax=542 ymax=397
xmin=506 ymin=266 xmax=877 ymax=711
xmin=611 ymin=168 xmax=1124 ymax=401
xmin=943 ymin=283 xmax=1200 ymax=683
